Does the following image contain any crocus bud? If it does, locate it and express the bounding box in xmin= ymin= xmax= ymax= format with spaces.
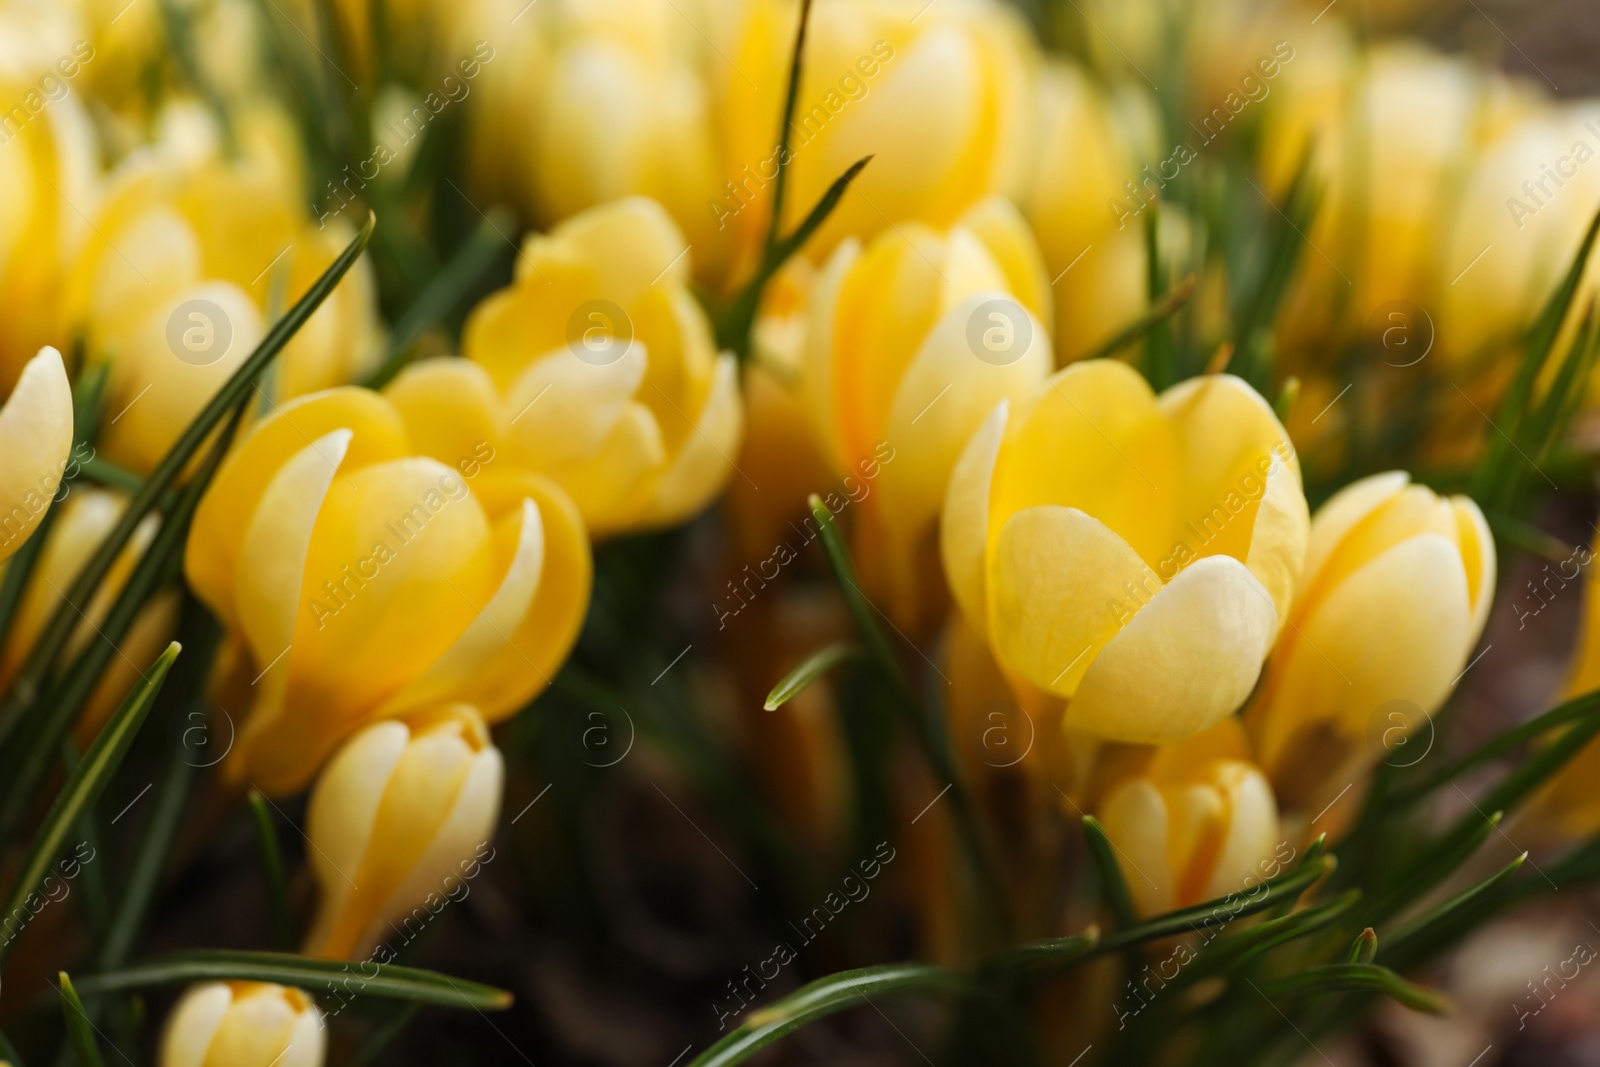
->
xmin=794 ymin=196 xmax=1053 ymax=623
xmin=184 ymin=384 xmax=591 ymax=794
xmin=303 ymin=705 xmax=502 ymax=960
xmin=0 ymin=347 xmax=74 ymax=562
xmin=943 ymin=361 xmax=1309 ymax=742
xmin=461 ymin=197 xmax=742 ymax=536
xmin=1247 ymin=472 xmax=1494 ymax=820
xmin=1097 ymin=753 xmax=1282 ymax=915
xmin=160 ymin=982 xmax=324 ymax=1067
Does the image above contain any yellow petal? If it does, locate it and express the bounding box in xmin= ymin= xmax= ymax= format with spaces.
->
xmin=552 ymin=402 xmax=666 ymax=536
xmin=941 ymin=399 xmax=1008 ymax=639
xmin=160 ymin=983 xmax=232 ymax=1067
xmin=956 ymin=196 xmax=1052 ymax=330
xmin=1243 ymin=454 xmax=1311 ymax=624
xmin=1298 ymin=470 xmax=1409 ymax=598
xmin=505 ymin=340 xmax=647 ymax=468
xmin=187 ymin=388 xmax=408 ymax=625
xmin=990 ymin=505 xmax=1159 ymax=698
xmin=539 ymin=196 xmax=689 ymax=303
xmin=1451 ymin=495 xmax=1495 ymax=643
xmin=383 ymin=357 xmax=507 ymax=471
xmin=1067 ymin=555 xmax=1279 ymax=742
xmin=1198 ymin=762 xmax=1279 ymax=901
xmin=0 ymin=346 xmax=72 ymax=562
xmin=1098 ymin=777 xmax=1174 ymax=915
xmin=644 ymin=353 xmax=742 ymax=528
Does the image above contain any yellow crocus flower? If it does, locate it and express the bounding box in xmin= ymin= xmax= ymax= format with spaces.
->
xmin=942 ymin=361 xmax=1309 ymax=742
xmin=1247 ymin=472 xmax=1495 ymax=820
xmin=160 ymin=982 xmax=324 ymax=1067
xmin=0 ymin=347 xmax=75 ymax=562
xmin=795 ymin=196 xmax=1053 ymax=622
xmin=303 ymin=705 xmax=501 ymax=960
xmin=183 ymin=383 xmax=591 ymax=795
xmin=461 ymin=197 xmax=742 ymax=537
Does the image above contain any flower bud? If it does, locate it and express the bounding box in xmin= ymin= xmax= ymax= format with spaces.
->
xmin=160 ymin=982 xmax=324 ymax=1067
xmin=461 ymin=197 xmax=742 ymax=536
xmin=303 ymin=705 xmax=502 ymax=960
xmin=184 ymin=384 xmax=591 ymax=794
xmin=1096 ymin=752 xmax=1281 ymax=915
xmin=1247 ymin=472 xmax=1494 ymax=820
xmin=794 ymin=196 xmax=1053 ymax=622
xmin=0 ymin=347 xmax=74 ymax=562
xmin=943 ymin=361 xmax=1308 ymax=742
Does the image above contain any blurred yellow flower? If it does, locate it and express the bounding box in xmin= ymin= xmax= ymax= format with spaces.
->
xmin=795 ymin=196 xmax=1052 ymax=622
xmin=0 ymin=487 xmax=179 ymax=741
xmin=0 ymin=347 xmax=74 ymax=562
xmin=184 ymin=384 xmax=591 ymax=795
xmin=462 ymin=197 xmax=742 ymax=536
xmin=1097 ymin=749 xmax=1284 ymax=915
xmin=303 ymin=704 xmax=501 ymax=960
xmin=1247 ymin=472 xmax=1494 ymax=819
xmin=160 ymin=982 xmax=324 ymax=1067
xmin=65 ymin=156 xmax=381 ymax=475
xmin=715 ymin=0 xmax=1036 ymax=283
xmin=942 ymin=362 xmax=1308 ymax=742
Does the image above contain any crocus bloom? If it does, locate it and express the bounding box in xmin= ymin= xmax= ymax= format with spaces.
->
xmin=943 ymin=361 xmax=1309 ymax=742
xmin=160 ymin=982 xmax=324 ymax=1067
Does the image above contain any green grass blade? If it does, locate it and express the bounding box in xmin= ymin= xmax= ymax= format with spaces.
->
xmin=1257 ymin=962 xmax=1451 ymax=1015
xmin=1362 ymin=811 xmax=1502 ymax=926
xmin=0 ymin=644 xmax=180 ymax=966
xmin=764 ymin=643 xmax=862 ymax=710
xmin=764 ymin=0 xmax=814 ymax=251
xmin=1079 ymin=274 xmax=1198 ymax=364
xmin=805 ymin=495 xmax=906 ymax=695
xmin=0 ymin=214 xmax=375 ymax=751
xmin=1378 ymin=852 xmax=1524 ymax=968
xmin=1082 ymin=815 xmax=1138 ymax=930
xmin=248 ymin=791 xmax=294 ymax=950
xmin=73 ymin=950 xmax=512 ymax=1011
xmin=58 ymin=973 xmax=106 ymax=1067
xmin=687 ymin=963 xmax=971 ymax=1067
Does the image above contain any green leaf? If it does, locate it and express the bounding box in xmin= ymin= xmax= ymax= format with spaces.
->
xmin=1378 ymin=851 xmax=1524 ymax=967
xmin=359 ymin=208 xmax=514 ymax=389
xmin=0 ymin=644 xmax=180 ymax=966
xmin=248 ymin=791 xmax=294 ymax=950
xmin=764 ymin=643 xmax=862 ymax=710
xmin=1273 ymin=376 xmax=1300 ymax=424
xmin=1082 ymin=815 xmax=1137 ymax=931
xmin=764 ymin=0 xmax=815 ymax=251
xmin=805 ymin=495 xmax=907 ymax=696
xmin=0 ymin=1025 xmax=23 ymax=1067
xmin=73 ymin=950 xmax=512 ymax=1011
xmin=687 ymin=963 xmax=971 ymax=1067
xmin=1348 ymin=927 xmax=1378 ymax=964
xmin=0 ymin=213 xmax=375 ymax=751
xmin=1362 ymin=810 xmax=1503 ymax=926
xmin=1257 ymin=962 xmax=1451 ymax=1015
xmin=58 ymin=972 xmax=106 ymax=1067
xmin=1079 ymin=274 xmax=1198 ymax=365
xmin=717 ymin=157 xmax=872 ymax=359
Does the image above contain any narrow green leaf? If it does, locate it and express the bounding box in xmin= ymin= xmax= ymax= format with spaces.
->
xmin=764 ymin=643 xmax=862 ymax=710
xmin=1082 ymin=815 xmax=1138 ymax=931
xmin=717 ymin=157 xmax=872 ymax=358
xmin=0 ymin=1025 xmax=22 ymax=1067
xmin=359 ymin=208 xmax=514 ymax=389
xmin=1079 ymin=274 xmax=1198 ymax=365
xmin=1363 ymin=811 xmax=1503 ymax=926
xmin=1488 ymin=513 xmax=1579 ymax=566
xmin=1348 ymin=928 xmax=1378 ymax=964
xmin=1176 ymin=890 xmax=1359 ymax=988
xmin=1273 ymin=376 xmax=1300 ymax=424
xmin=764 ymin=0 xmax=815 ymax=251
xmin=77 ymin=457 xmax=147 ymax=497
xmin=805 ymin=494 xmax=906 ymax=695
xmin=248 ymin=791 xmax=294 ymax=950
xmin=688 ymin=963 xmax=971 ymax=1067
xmin=0 ymin=214 xmax=375 ymax=750
xmin=58 ymin=973 xmax=106 ymax=1067
xmin=0 ymin=644 xmax=180 ymax=966
xmin=1143 ymin=202 xmax=1176 ymax=389
xmin=74 ymin=950 xmax=512 ymax=1011
xmin=1379 ymin=851 xmax=1524 ymax=967
xmin=1258 ymin=962 xmax=1451 ymax=1015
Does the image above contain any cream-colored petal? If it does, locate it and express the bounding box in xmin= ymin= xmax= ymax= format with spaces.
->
xmin=1098 ymin=777 xmax=1173 ymax=915
xmin=956 ymin=197 xmax=1053 ymax=330
xmin=1243 ymin=453 xmax=1310 ymax=624
xmin=280 ymin=1001 xmax=326 ymax=1067
xmin=1199 ymin=763 xmax=1279 ymax=901
xmin=880 ymin=295 xmax=1050 ymax=543
xmin=0 ymin=346 xmax=73 ymax=562
xmin=235 ymin=430 xmax=352 ymax=675
xmin=643 ymin=353 xmax=742 ymax=527
xmin=1067 ymin=555 xmax=1279 ymax=742
xmin=990 ymin=505 xmax=1160 ymax=698
xmin=1257 ymin=534 xmax=1473 ymax=767
xmin=379 ymin=499 xmax=545 ymax=716
xmin=505 ymin=339 xmax=647 ymax=468
xmin=303 ymin=719 xmax=410 ymax=955
xmin=941 ymin=399 xmax=1008 ymax=639
xmin=160 ymin=983 xmax=232 ymax=1067
xmin=204 ymin=984 xmax=299 ymax=1066
xmin=1299 ymin=470 xmax=1409 ymax=597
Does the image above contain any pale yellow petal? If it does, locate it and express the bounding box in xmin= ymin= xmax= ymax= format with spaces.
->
xmin=941 ymin=399 xmax=1008 ymax=639
xmin=1243 ymin=454 xmax=1310 ymax=624
xmin=505 ymin=340 xmax=647 ymax=467
xmin=644 ymin=353 xmax=742 ymax=527
xmin=1451 ymin=495 xmax=1496 ymax=643
xmin=1298 ymin=470 xmax=1409 ymax=597
xmin=1067 ymin=555 xmax=1279 ymax=742
xmin=160 ymin=983 xmax=232 ymax=1067
xmin=1098 ymin=777 xmax=1173 ymax=915
xmin=1199 ymin=763 xmax=1279 ymax=901
xmin=956 ymin=196 xmax=1052 ymax=330
xmin=383 ymin=358 xmax=507 ymax=471
xmin=0 ymin=346 xmax=73 ymax=562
